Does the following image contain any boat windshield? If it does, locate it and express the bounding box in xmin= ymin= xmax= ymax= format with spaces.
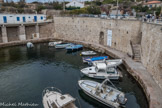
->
xmin=51 ymin=102 xmax=57 ymax=108
xmin=107 ymin=68 xmax=115 ymax=73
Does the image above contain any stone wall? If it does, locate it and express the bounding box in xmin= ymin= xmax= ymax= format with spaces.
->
xmin=25 ymin=25 xmax=36 ymax=39
xmin=141 ymin=23 xmax=162 ymax=89
xmin=39 ymin=23 xmax=54 ymax=38
xmin=54 ymin=17 xmax=141 ymax=55
xmin=6 ymin=27 xmax=19 ymax=42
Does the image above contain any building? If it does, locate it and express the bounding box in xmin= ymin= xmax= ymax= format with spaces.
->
xmin=0 ymin=14 xmax=46 ymax=24
xmin=26 ymin=3 xmax=37 ymax=10
xmin=66 ymin=0 xmax=84 ymax=8
xmin=143 ymin=0 xmax=162 ymax=8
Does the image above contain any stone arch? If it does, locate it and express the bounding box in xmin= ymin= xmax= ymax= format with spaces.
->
xmin=99 ymin=31 xmax=104 ymax=45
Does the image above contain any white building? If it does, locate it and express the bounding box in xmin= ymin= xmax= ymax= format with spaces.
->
xmin=66 ymin=0 xmax=84 ymax=8
xmin=0 ymin=14 xmax=46 ymax=24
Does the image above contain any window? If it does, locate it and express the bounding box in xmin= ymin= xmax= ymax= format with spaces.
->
xmin=41 ymin=16 xmax=43 ymax=20
xmin=17 ymin=17 xmax=20 ymax=21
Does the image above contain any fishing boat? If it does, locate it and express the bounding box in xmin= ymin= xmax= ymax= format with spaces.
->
xmin=81 ymin=62 xmax=121 ymax=80
xmin=55 ymin=43 xmax=73 ymax=49
xmin=78 ymin=79 xmax=127 ymax=108
xmin=66 ymin=44 xmax=83 ymax=52
xmin=48 ymin=41 xmax=62 ymax=47
xmin=42 ymin=87 xmax=77 ymax=108
xmin=80 ymin=51 xmax=97 ymax=56
xmin=82 ymin=56 xmax=108 ymax=63
xmin=26 ymin=42 xmax=34 ymax=48
xmin=91 ymin=59 xmax=123 ymax=68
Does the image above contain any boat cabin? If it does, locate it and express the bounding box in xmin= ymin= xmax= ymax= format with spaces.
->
xmin=95 ymin=63 xmax=116 ymax=74
xmin=45 ymin=91 xmax=76 ymax=108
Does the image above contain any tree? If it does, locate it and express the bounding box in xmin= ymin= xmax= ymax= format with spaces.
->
xmin=87 ymin=6 xmax=101 ymax=14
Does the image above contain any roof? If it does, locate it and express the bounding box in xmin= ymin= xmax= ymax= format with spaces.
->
xmin=96 ymin=63 xmax=107 ymax=70
xmin=146 ymin=1 xmax=161 ymax=4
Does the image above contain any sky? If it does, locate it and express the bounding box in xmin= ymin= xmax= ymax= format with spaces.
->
xmin=6 ymin=0 xmax=92 ymax=3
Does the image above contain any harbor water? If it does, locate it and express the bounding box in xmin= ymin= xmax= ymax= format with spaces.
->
xmin=0 ymin=43 xmax=148 ymax=108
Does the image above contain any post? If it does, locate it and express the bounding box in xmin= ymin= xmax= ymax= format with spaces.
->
xmin=63 ymin=0 xmax=65 ymax=12
xmin=18 ymin=24 xmax=26 ymax=41
xmin=35 ymin=24 xmax=40 ymax=39
xmin=1 ymin=26 xmax=8 ymax=43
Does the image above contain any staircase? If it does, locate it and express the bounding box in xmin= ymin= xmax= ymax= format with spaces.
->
xmin=132 ymin=44 xmax=141 ymax=62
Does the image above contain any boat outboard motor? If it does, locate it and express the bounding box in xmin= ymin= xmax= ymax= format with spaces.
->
xmin=118 ymin=93 xmax=126 ymax=105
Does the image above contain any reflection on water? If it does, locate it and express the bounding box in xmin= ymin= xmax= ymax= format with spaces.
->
xmin=0 ymin=43 xmax=148 ymax=108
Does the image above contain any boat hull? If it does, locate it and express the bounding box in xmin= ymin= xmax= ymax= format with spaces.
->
xmin=82 ymin=89 xmax=117 ymax=108
xmin=78 ymin=80 xmax=122 ymax=108
xmin=84 ymin=73 xmax=119 ymax=80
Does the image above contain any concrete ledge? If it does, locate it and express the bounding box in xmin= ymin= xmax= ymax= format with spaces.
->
xmin=0 ymin=38 xmax=162 ymax=108
xmin=51 ymin=38 xmax=162 ymax=108
xmin=0 ymin=38 xmax=50 ymax=48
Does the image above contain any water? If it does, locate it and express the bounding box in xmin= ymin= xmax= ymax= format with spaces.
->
xmin=0 ymin=43 xmax=148 ymax=108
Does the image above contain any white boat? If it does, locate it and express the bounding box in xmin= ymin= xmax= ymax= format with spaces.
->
xmin=81 ymin=51 xmax=97 ymax=56
xmin=91 ymin=59 xmax=123 ymax=68
xmin=78 ymin=79 xmax=127 ymax=108
xmin=55 ymin=43 xmax=73 ymax=49
xmin=42 ymin=87 xmax=77 ymax=108
xmin=26 ymin=42 xmax=34 ymax=48
xmin=48 ymin=41 xmax=62 ymax=47
xmin=81 ymin=63 xmax=121 ymax=80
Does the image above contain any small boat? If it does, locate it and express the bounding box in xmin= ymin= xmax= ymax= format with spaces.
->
xmin=78 ymin=79 xmax=127 ymax=108
xmin=48 ymin=41 xmax=62 ymax=47
xmin=80 ymin=51 xmax=97 ymax=56
xmin=81 ymin=62 xmax=121 ymax=80
xmin=55 ymin=43 xmax=73 ymax=49
xmin=42 ymin=87 xmax=77 ymax=108
xmin=82 ymin=56 xmax=108 ymax=63
xmin=90 ymin=59 xmax=123 ymax=68
xmin=66 ymin=44 xmax=83 ymax=52
xmin=26 ymin=42 xmax=34 ymax=48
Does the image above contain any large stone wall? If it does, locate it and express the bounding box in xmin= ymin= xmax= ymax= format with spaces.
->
xmin=54 ymin=17 xmax=142 ymax=55
xmin=39 ymin=23 xmax=54 ymax=38
xmin=141 ymin=23 xmax=162 ymax=89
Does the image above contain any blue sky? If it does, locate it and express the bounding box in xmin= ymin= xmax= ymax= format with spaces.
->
xmin=7 ymin=0 xmax=91 ymax=3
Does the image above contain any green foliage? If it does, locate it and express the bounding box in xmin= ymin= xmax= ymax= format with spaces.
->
xmin=69 ymin=8 xmax=88 ymax=14
xmin=87 ymin=6 xmax=101 ymax=14
xmin=66 ymin=6 xmax=80 ymax=10
xmin=36 ymin=5 xmax=45 ymax=12
xmin=67 ymin=6 xmax=101 ymax=15
xmin=53 ymin=2 xmax=63 ymax=10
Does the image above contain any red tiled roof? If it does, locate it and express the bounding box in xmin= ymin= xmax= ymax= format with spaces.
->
xmin=146 ymin=1 xmax=161 ymax=4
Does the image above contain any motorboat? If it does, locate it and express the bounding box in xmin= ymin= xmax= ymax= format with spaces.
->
xmin=26 ymin=42 xmax=34 ymax=48
xmin=80 ymin=62 xmax=121 ymax=80
xmin=90 ymin=59 xmax=123 ymax=68
xmin=82 ymin=56 xmax=108 ymax=63
xmin=42 ymin=87 xmax=77 ymax=108
xmin=55 ymin=43 xmax=73 ymax=49
xmin=48 ymin=41 xmax=62 ymax=47
xmin=78 ymin=79 xmax=127 ymax=108
xmin=80 ymin=51 xmax=97 ymax=56
xmin=66 ymin=44 xmax=83 ymax=52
